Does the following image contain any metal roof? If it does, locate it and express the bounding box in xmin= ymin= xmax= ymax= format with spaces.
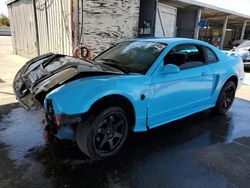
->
xmin=6 ymin=0 xmax=250 ymax=20
xmin=178 ymin=0 xmax=250 ymax=19
xmin=5 ymin=0 xmax=17 ymax=5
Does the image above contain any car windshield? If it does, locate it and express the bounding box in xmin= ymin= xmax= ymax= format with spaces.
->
xmin=235 ymin=41 xmax=250 ymax=50
xmin=94 ymin=41 xmax=166 ymax=74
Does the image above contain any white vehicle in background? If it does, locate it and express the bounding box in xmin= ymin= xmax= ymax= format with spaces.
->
xmin=230 ymin=40 xmax=250 ymax=68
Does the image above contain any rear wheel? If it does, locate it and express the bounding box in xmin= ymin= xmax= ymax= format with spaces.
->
xmin=214 ymin=81 xmax=236 ymax=114
xmin=76 ymin=106 xmax=128 ymax=160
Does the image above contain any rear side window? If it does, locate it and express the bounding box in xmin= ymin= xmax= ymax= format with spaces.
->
xmin=164 ymin=44 xmax=205 ymax=70
xmin=204 ymin=47 xmax=218 ymax=63
xmin=172 ymin=45 xmax=199 ymax=54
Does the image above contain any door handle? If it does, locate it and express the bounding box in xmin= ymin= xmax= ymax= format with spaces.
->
xmin=202 ymin=72 xmax=212 ymax=76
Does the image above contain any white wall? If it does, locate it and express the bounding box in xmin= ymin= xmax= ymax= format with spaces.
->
xmin=79 ymin=0 xmax=140 ymax=56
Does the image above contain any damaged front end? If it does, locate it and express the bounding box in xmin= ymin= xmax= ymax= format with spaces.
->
xmin=13 ymin=53 xmax=124 ymax=110
xmin=44 ymin=99 xmax=83 ymax=141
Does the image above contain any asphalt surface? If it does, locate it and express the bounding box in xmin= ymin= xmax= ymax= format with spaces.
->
xmin=1 ymin=36 xmax=250 ymax=188
xmin=0 ymin=97 xmax=250 ymax=188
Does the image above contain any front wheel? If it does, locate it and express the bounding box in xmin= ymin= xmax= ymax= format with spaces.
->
xmin=76 ymin=106 xmax=128 ymax=160
xmin=214 ymin=81 xmax=236 ymax=114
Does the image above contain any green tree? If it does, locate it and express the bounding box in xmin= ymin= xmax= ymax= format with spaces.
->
xmin=0 ymin=14 xmax=10 ymax=27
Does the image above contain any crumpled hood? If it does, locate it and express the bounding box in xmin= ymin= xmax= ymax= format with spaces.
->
xmin=13 ymin=53 xmax=124 ymax=110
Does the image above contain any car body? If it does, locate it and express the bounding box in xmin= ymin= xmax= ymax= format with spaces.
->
xmin=231 ymin=39 xmax=246 ymax=47
xmin=14 ymin=38 xmax=245 ymax=160
xmin=230 ymin=40 xmax=250 ymax=68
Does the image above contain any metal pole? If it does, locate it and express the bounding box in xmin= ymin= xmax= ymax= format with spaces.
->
xmin=194 ymin=8 xmax=201 ymax=39
xmin=32 ymin=0 xmax=40 ymax=56
xmin=220 ymin=16 xmax=228 ymax=50
xmin=240 ymin=20 xmax=247 ymax=40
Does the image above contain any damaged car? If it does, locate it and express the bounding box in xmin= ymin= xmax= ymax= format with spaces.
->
xmin=13 ymin=38 xmax=245 ymax=160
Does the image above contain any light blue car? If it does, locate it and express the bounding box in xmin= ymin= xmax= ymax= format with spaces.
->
xmin=14 ymin=38 xmax=245 ymax=160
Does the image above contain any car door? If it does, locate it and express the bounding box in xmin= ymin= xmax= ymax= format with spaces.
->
xmin=148 ymin=44 xmax=214 ymax=128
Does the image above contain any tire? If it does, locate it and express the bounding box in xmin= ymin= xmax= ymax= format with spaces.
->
xmin=76 ymin=106 xmax=128 ymax=160
xmin=214 ymin=81 xmax=236 ymax=114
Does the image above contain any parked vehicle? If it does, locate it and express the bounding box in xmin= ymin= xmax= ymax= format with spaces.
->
xmin=230 ymin=40 xmax=250 ymax=68
xmin=13 ymin=38 xmax=245 ymax=160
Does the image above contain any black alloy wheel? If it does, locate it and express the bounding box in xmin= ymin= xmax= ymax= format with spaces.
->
xmin=76 ymin=106 xmax=128 ymax=160
xmin=214 ymin=81 xmax=236 ymax=114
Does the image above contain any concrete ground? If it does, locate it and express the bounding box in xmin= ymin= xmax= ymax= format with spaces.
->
xmin=1 ymin=36 xmax=250 ymax=188
xmin=0 ymin=36 xmax=27 ymax=105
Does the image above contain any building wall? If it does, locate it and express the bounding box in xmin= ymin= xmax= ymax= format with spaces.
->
xmin=7 ymin=0 xmax=72 ymax=59
xmin=78 ymin=0 xmax=140 ymax=56
xmin=7 ymin=0 xmax=37 ymax=59
xmin=35 ymin=0 xmax=72 ymax=56
xmin=8 ymin=0 xmax=140 ymax=58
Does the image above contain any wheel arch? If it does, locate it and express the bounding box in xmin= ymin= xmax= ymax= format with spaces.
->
xmin=86 ymin=94 xmax=136 ymax=130
xmin=225 ymin=75 xmax=238 ymax=88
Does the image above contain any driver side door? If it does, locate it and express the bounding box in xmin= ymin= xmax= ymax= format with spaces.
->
xmin=148 ymin=44 xmax=214 ymax=128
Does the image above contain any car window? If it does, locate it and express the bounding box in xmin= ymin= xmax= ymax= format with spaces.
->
xmin=164 ymin=44 xmax=205 ymax=70
xmin=204 ymin=47 xmax=218 ymax=63
xmin=172 ymin=45 xmax=199 ymax=54
xmin=94 ymin=41 xmax=166 ymax=74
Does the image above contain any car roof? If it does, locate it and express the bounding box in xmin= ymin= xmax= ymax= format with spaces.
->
xmin=127 ymin=37 xmax=208 ymax=46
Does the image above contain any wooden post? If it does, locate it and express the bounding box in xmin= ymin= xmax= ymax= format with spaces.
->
xmin=71 ymin=0 xmax=79 ymax=51
xmin=44 ymin=0 xmax=50 ymax=51
xmin=240 ymin=20 xmax=247 ymax=40
xmin=220 ymin=16 xmax=228 ymax=50
xmin=32 ymin=0 xmax=40 ymax=56
xmin=194 ymin=8 xmax=201 ymax=39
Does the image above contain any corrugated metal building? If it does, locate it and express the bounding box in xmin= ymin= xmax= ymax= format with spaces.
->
xmin=6 ymin=0 xmax=140 ymax=58
xmin=6 ymin=0 xmax=250 ymax=59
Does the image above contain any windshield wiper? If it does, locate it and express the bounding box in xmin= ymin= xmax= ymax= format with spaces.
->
xmin=100 ymin=59 xmax=129 ymax=73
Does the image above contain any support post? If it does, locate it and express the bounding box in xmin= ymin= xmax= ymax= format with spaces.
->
xmin=194 ymin=8 xmax=201 ymax=39
xmin=220 ymin=16 xmax=228 ymax=50
xmin=32 ymin=0 xmax=40 ymax=56
xmin=240 ymin=20 xmax=247 ymax=40
xmin=44 ymin=0 xmax=50 ymax=51
xmin=234 ymin=26 xmax=239 ymax=40
xmin=71 ymin=0 xmax=79 ymax=51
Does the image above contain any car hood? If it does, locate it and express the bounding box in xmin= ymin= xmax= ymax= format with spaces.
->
xmin=13 ymin=53 xmax=124 ymax=110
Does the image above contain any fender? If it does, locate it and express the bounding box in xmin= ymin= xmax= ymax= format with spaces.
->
xmin=44 ymin=75 xmax=150 ymax=132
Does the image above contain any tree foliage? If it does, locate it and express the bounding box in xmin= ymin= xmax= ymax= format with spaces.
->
xmin=0 ymin=14 xmax=10 ymax=27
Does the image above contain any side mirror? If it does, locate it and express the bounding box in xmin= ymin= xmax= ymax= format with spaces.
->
xmin=163 ymin=64 xmax=180 ymax=74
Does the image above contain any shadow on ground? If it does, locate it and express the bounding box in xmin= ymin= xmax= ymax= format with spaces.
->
xmin=1 ymin=98 xmax=250 ymax=188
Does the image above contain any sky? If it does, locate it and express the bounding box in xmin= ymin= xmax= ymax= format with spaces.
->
xmin=0 ymin=0 xmax=8 ymax=16
xmin=1 ymin=0 xmax=250 ymax=17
